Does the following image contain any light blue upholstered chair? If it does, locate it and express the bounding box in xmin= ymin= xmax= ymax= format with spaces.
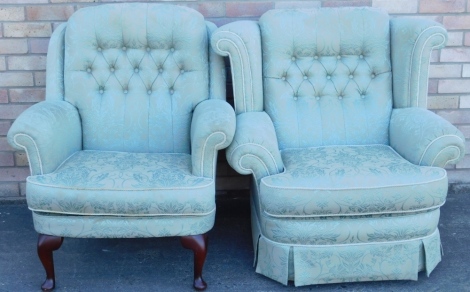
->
xmin=7 ymin=4 xmax=235 ymax=291
xmin=212 ymin=7 xmax=465 ymax=286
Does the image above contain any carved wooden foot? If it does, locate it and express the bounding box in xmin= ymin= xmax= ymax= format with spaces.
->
xmin=37 ymin=234 xmax=64 ymax=291
xmin=181 ymin=234 xmax=208 ymax=291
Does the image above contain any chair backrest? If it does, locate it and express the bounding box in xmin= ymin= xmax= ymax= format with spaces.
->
xmin=259 ymin=8 xmax=392 ymax=149
xmin=63 ymin=4 xmax=210 ymax=153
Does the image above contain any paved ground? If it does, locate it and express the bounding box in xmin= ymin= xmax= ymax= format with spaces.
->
xmin=0 ymin=188 xmax=469 ymax=292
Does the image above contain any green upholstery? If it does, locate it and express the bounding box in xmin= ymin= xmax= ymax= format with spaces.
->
xmin=7 ymin=1 xmax=235 ymax=266
xmin=212 ymin=7 xmax=465 ymax=287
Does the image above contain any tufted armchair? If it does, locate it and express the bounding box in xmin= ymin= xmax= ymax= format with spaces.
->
xmin=7 ymin=4 xmax=235 ymax=291
xmin=212 ymin=7 xmax=465 ymax=286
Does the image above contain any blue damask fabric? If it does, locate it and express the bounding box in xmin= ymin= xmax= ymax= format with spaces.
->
xmin=27 ymin=151 xmax=214 ymax=216
xmin=260 ymin=145 xmax=447 ymax=217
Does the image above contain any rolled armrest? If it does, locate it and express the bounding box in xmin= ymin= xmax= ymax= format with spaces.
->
xmin=7 ymin=101 xmax=82 ymax=175
xmin=391 ymin=18 xmax=447 ymax=108
xmin=191 ymin=99 xmax=235 ymax=178
xmin=211 ymin=21 xmax=264 ymax=114
xmin=226 ymin=112 xmax=284 ymax=182
xmin=390 ymin=107 xmax=465 ymax=167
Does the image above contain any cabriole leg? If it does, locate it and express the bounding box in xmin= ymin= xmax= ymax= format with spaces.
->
xmin=180 ymin=234 xmax=208 ymax=291
xmin=37 ymin=234 xmax=64 ymax=291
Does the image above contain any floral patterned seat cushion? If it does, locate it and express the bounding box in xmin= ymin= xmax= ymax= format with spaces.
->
xmin=259 ymin=145 xmax=447 ymax=218
xmin=27 ymin=150 xmax=214 ymax=216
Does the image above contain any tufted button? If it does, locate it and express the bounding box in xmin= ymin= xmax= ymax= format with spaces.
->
xmin=349 ymin=74 xmax=353 ymax=79
xmin=281 ymin=76 xmax=286 ymax=81
xmin=326 ymin=75 xmax=331 ymax=80
xmin=110 ymin=67 xmax=115 ymax=72
xmin=146 ymin=47 xmax=151 ymax=52
xmin=122 ymin=46 xmax=127 ymax=51
xmin=336 ymin=55 xmax=341 ymax=60
xmin=147 ymin=90 xmax=152 ymax=95
xmin=180 ymin=69 xmax=185 ymax=74
xmin=124 ymin=89 xmax=128 ymax=94
xmin=86 ymin=67 xmax=91 ymax=73
xmin=338 ymin=95 xmax=343 ymax=100
xmin=99 ymin=87 xmax=104 ymax=94
xmin=371 ymin=73 xmax=376 ymax=78
xmin=315 ymin=96 xmax=320 ymax=100
xmin=134 ymin=68 xmax=139 ymax=73
xmin=170 ymin=48 xmax=175 ymax=52
xmin=97 ymin=47 xmax=102 ymax=52
xmin=293 ymin=96 xmax=298 ymax=101
xmin=314 ymin=55 xmax=319 ymax=60
xmin=291 ymin=56 xmax=296 ymax=61
xmin=361 ymin=94 xmax=365 ymax=99
xmin=359 ymin=54 xmax=364 ymax=59
xmin=169 ymin=88 xmax=174 ymax=95
xmin=303 ymin=75 xmax=308 ymax=80
xmin=158 ymin=68 xmax=163 ymax=73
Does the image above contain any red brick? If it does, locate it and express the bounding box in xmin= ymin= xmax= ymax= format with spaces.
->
xmin=276 ymin=1 xmax=321 ymax=8
xmin=0 ymin=90 xmax=7 ymax=104
xmin=372 ymin=0 xmax=418 ymax=13
xmin=7 ymin=56 xmax=47 ymax=71
xmin=0 ymin=183 xmax=19 ymax=197
xmin=0 ymin=168 xmax=30 ymax=182
xmin=30 ymin=39 xmax=50 ymax=54
xmin=0 ymin=105 xmax=32 ymax=119
xmin=322 ymin=0 xmax=371 ymax=7
xmin=437 ymin=109 xmax=470 ymax=124
xmin=198 ymin=2 xmax=225 ymax=18
xmin=9 ymin=88 xmax=45 ymax=103
xmin=34 ymin=72 xmax=46 ymax=87
xmin=4 ymin=23 xmax=52 ymax=37
xmin=14 ymin=151 xmax=29 ymax=167
xmin=465 ymin=32 xmax=470 ymax=46
xmin=0 ymin=39 xmax=28 ymax=54
xmin=0 ymin=73 xmax=34 ymax=87
xmin=0 ymin=138 xmax=13 ymax=152
xmin=0 ymin=153 xmax=15 ymax=167
xmin=428 ymin=79 xmax=438 ymax=94
xmin=441 ymin=48 xmax=470 ymax=62
xmin=0 ymin=57 xmax=5 ymax=71
xmin=0 ymin=122 xmax=11 ymax=136
xmin=419 ymin=0 xmax=465 ymax=13
xmin=443 ymin=15 xmax=470 ymax=30
xmin=0 ymin=7 xmax=25 ymax=21
xmin=439 ymin=80 xmax=470 ymax=94
xmin=226 ymin=2 xmax=274 ymax=18
xmin=0 ymin=0 xmax=47 ymax=3
xmin=26 ymin=5 xmax=75 ymax=21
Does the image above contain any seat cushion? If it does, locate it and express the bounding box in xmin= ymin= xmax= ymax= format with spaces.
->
xmin=259 ymin=145 xmax=447 ymax=218
xmin=27 ymin=150 xmax=214 ymax=216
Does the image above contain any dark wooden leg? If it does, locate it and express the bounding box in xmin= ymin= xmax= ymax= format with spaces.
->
xmin=37 ymin=234 xmax=64 ymax=291
xmin=180 ymin=234 xmax=208 ymax=291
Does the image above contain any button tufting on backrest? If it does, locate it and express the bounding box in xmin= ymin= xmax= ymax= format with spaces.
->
xmin=64 ymin=4 xmax=210 ymax=153
xmin=260 ymin=7 xmax=392 ymax=148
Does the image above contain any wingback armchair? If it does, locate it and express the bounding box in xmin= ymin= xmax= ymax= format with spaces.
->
xmin=212 ymin=8 xmax=465 ymax=286
xmin=7 ymin=4 xmax=235 ymax=291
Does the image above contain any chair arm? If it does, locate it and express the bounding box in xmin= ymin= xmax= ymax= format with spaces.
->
xmin=390 ymin=107 xmax=465 ymax=167
xmin=226 ymin=112 xmax=284 ymax=182
xmin=211 ymin=21 xmax=263 ymax=114
xmin=7 ymin=101 xmax=82 ymax=175
xmin=191 ymin=99 xmax=235 ymax=178
xmin=390 ymin=18 xmax=447 ymax=108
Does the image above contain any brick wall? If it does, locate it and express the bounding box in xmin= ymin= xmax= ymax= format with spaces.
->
xmin=0 ymin=0 xmax=469 ymax=200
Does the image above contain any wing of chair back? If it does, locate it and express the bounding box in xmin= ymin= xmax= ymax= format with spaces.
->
xmin=7 ymin=4 xmax=235 ymax=291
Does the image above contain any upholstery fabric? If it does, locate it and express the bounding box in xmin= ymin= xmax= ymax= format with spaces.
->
xmin=64 ymin=4 xmax=210 ymax=153
xmin=8 ymin=3 xmax=235 ymax=242
xmin=32 ymin=210 xmax=215 ymax=238
xmin=390 ymin=107 xmax=465 ymax=167
xmin=27 ymin=151 xmax=214 ymax=216
xmin=260 ymin=145 xmax=447 ymax=217
xmin=260 ymin=8 xmax=392 ymax=149
xmin=212 ymin=6 xmax=464 ymax=287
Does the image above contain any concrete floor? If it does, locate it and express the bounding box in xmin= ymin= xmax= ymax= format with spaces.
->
xmin=0 ymin=189 xmax=469 ymax=292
